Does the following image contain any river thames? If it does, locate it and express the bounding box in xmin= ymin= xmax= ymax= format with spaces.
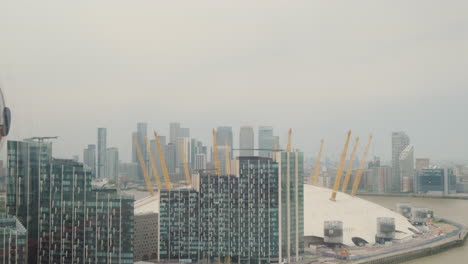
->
xmin=364 ymin=196 xmax=468 ymax=264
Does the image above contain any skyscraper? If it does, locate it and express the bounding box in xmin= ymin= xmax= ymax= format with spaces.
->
xmin=97 ymin=127 xmax=107 ymax=178
xmin=83 ymin=144 xmax=96 ymax=178
xmin=391 ymin=132 xmax=410 ymax=192
xmin=7 ymin=140 xmax=134 ymax=264
xmin=399 ymin=145 xmax=414 ymax=192
xmin=216 ymin=126 xmax=233 ymax=148
xmin=239 ymin=126 xmax=254 ymax=156
xmin=136 ymin=122 xmax=148 ymax=181
xmin=169 ymin=122 xmax=181 ymax=144
xmin=106 ymin=147 xmax=119 ymax=182
xmin=259 ymin=126 xmax=274 ymax=157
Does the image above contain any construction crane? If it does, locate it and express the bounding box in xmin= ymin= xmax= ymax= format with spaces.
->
xmin=225 ymin=142 xmax=231 ymax=175
xmin=179 ymin=138 xmax=192 ymax=185
xmin=311 ymin=139 xmax=324 ymax=185
xmin=154 ymin=131 xmax=172 ymax=190
xmin=351 ymin=134 xmax=373 ymax=196
xmin=341 ymin=136 xmax=359 ymax=193
xmin=26 ymin=136 xmax=59 ymax=142
xmin=330 ymin=130 xmax=352 ymax=201
xmin=212 ymin=129 xmax=221 ymax=175
xmin=286 ymin=128 xmax=292 ymax=152
xmin=133 ymin=135 xmax=154 ymax=195
xmin=146 ymin=137 xmax=163 ymax=190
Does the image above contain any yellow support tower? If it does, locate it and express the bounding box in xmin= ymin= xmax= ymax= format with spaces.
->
xmin=212 ymin=129 xmax=221 ymax=175
xmin=225 ymin=142 xmax=231 ymax=175
xmin=351 ymin=134 xmax=373 ymax=196
xmin=286 ymin=128 xmax=292 ymax=152
xmin=341 ymin=136 xmax=359 ymax=193
xmin=154 ymin=131 xmax=172 ymax=190
xmin=146 ymin=137 xmax=162 ymax=190
xmin=312 ymin=139 xmax=324 ymax=185
xmin=330 ymin=130 xmax=352 ymax=201
xmin=133 ymin=135 xmax=154 ymax=195
xmin=179 ymin=138 xmax=192 ymax=185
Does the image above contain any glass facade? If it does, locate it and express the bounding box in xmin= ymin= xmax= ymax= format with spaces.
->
xmin=7 ymin=140 xmax=134 ymax=264
xmin=416 ymin=168 xmax=457 ymax=195
xmin=159 ymin=157 xmax=284 ymax=263
xmin=275 ymin=151 xmax=304 ymax=263
xmin=0 ymin=214 xmax=27 ymax=264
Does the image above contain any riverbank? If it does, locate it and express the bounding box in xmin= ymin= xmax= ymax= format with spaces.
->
xmin=357 ymin=192 xmax=468 ymax=200
xmin=351 ymin=218 xmax=467 ymax=264
xmin=307 ymin=218 xmax=467 ymax=264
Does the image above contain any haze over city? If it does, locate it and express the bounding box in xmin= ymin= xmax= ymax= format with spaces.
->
xmin=1 ymin=0 xmax=467 ymax=162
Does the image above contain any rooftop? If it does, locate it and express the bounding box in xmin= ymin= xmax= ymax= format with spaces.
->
xmin=134 ymin=194 xmax=159 ymax=215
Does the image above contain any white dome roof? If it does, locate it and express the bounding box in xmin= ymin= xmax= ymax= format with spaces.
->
xmin=304 ymin=184 xmax=416 ymax=246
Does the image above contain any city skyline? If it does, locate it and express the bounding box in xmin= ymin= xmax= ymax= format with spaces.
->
xmin=1 ymin=1 xmax=467 ymax=163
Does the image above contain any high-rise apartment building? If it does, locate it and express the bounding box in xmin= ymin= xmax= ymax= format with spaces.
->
xmin=7 ymin=140 xmax=134 ymax=264
xmin=159 ymin=154 xmax=304 ymax=263
xmin=259 ymin=126 xmax=274 ymax=157
xmin=83 ymin=144 xmax=96 ymax=178
xmin=0 ymin=214 xmax=27 ymax=264
xmin=239 ymin=126 xmax=254 ymax=156
xmin=106 ymin=147 xmax=119 ymax=182
xmin=391 ymin=132 xmax=410 ymax=192
xmin=97 ymin=128 xmax=107 ymax=178
xmin=273 ymin=151 xmax=304 ymax=262
xmin=399 ymin=145 xmax=414 ymax=192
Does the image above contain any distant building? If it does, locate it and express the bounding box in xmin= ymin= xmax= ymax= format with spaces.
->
xmin=7 ymin=140 xmax=135 ymax=264
xmin=97 ymin=127 xmax=107 ymax=178
xmin=239 ymin=126 xmax=254 ymax=156
xmin=0 ymin=214 xmax=27 ymax=264
xmin=374 ymin=166 xmax=393 ymax=193
xmin=216 ymin=126 xmax=233 ymax=163
xmin=106 ymin=147 xmax=119 ymax=182
xmin=193 ymin=153 xmax=207 ymax=171
xmin=415 ymin=158 xmax=430 ymax=170
xmin=399 ymin=145 xmax=414 ymax=192
xmin=134 ymin=196 xmax=159 ymax=262
xmin=169 ymin=122 xmax=181 ymax=144
xmin=119 ymin=162 xmax=139 ymax=180
xmin=136 ymin=122 xmax=148 ymax=181
xmin=259 ymin=126 xmax=274 ymax=157
xmin=391 ymin=132 xmax=410 ymax=192
xmin=83 ymin=144 xmax=97 ymax=177
xmin=165 ymin=143 xmax=177 ymax=175
xmin=416 ymin=168 xmax=457 ymax=195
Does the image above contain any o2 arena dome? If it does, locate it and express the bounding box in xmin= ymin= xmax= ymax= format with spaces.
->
xmin=304 ymin=184 xmax=416 ymax=246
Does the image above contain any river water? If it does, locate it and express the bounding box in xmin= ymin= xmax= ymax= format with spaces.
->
xmin=363 ymin=196 xmax=468 ymax=264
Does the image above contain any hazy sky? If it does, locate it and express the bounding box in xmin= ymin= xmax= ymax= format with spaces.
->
xmin=1 ymin=0 xmax=467 ymax=163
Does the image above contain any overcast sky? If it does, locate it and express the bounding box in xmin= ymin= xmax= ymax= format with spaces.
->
xmin=1 ymin=0 xmax=467 ymax=163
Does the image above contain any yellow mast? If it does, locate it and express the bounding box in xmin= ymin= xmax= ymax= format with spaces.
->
xmin=341 ymin=136 xmax=359 ymax=193
xmin=330 ymin=130 xmax=352 ymax=201
xmin=146 ymin=137 xmax=162 ymax=190
xmin=133 ymin=135 xmax=154 ymax=195
xmin=154 ymin=131 xmax=172 ymax=190
xmin=312 ymin=139 xmax=324 ymax=185
xmin=179 ymin=138 xmax=192 ymax=185
xmin=351 ymin=134 xmax=373 ymax=196
xmin=212 ymin=129 xmax=221 ymax=175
